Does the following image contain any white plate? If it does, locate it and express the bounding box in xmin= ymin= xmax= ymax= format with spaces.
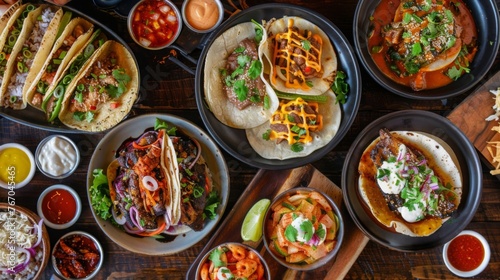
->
xmin=87 ymin=113 xmax=229 ymax=255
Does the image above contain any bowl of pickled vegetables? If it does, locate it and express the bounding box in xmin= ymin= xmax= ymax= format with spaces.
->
xmin=263 ymin=187 xmax=344 ymax=270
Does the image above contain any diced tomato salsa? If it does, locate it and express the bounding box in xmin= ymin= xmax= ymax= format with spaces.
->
xmin=131 ymin=0 xmax=180 ymax=48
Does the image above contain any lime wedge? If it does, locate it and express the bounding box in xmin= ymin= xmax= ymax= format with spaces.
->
xmin=241 ymin=198 xmax=271 ymax=242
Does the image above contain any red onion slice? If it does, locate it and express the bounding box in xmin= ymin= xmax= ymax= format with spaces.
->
xmin=142 ymin=175 xmax=159 ymax=192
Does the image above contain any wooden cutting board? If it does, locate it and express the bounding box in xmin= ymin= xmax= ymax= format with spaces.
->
xmin=185 ymin=165 xmax=369 ymax=279
xmin=447 ymin=70 xmax=500 ymax=172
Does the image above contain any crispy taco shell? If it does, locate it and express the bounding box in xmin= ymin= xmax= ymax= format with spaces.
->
xmin=358 ymin=131 xmax=463 ymax=237
xmin=204 ymin=21 xmax=279 ymax=129
xmin=245 ymin=89 xmax=341 ymax=160
xmin=58 ymin=40 xmax=139 ymax=132
xmin=262 ymin=16 xmax=337 ymax=96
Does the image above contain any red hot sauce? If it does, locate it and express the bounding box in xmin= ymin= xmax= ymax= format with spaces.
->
xmin=42 ymin=188 xmax=77 ymax=224
xmin=447 ymin=234 xmax=485 ymax=271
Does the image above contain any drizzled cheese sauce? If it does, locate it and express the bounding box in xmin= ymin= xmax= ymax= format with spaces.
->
xmin=38 ymin=137 xmax=77 ymax=176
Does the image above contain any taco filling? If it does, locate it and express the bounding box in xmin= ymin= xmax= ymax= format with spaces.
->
xmin=68 ymin=50 xmax=131 ymax=123
xmin=358 ymin=129 xmax=462 ymax=236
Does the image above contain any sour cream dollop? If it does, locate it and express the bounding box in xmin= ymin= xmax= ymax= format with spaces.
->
xmin=38 ymin=136 xmax=77 ymax=176
xmin=377 ymin=144 xmax=407 ymax=194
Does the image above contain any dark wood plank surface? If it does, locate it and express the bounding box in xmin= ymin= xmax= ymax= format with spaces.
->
xmin=1 ymin=0 xmax=500 ymax=279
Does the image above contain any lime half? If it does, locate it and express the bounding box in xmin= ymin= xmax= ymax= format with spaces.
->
xmin=241 ymin=198 xmax=271 ymax=242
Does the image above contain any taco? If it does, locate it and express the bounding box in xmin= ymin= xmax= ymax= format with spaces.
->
xmin=0 ymin=3 xmax=37 ymax=108
xmin=245 ymin=89 xmax=341 ymax=160
xmin=42 ymin=29 xmax=107 ymax=122
xmin=0 ymin=5 xmax=64 ymax=110
xmin=358 ymin=129 xmax=463 ymax=237
xmin=106 ymin=129 xmax=174 ymax=236
xmin=58 ymin=40 xmax=139 ymax=132
xmin=261 ymin=16 xmax=337 ymax=96
xmin=0 ymin=1 xmax=22 ymax=35
xmin=204 ymin=21 xmax=279 ymax=129
xmin=25 ymin=17 xmax=94 ymax=110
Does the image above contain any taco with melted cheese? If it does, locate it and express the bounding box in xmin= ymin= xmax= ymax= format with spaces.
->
xmin=245 ymin=89 xmax=341 ymax=160
xmin=204 ymin=21 xmax=279 ymax=129
xmin=261 ymin=16 xmax=337 ymax=96
xmin=0 ymin=5 xmax=64 ymax=110
xmin=358 ymin=129 xmax=462 ymax=237
xmin=58 ymin=40 xmax=139 ymax=132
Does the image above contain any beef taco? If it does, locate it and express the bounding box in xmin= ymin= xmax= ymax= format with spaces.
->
xmin=58 ymin=40 xmax=139 ymax=132
xmin=245 ymin=89 xmax=341 ymax=160
xmin=1 ymin=5 xmax=64 ymax=110
xmin=358 ymin=129 xmax=463 ymax=237
xmin=204 ymin=21 xmax=279 ymax=129
xmin=25 ymin=17 xmax=94 ymax=110
xmin=261 ymin=16 xmax=337 ymax=96
xmin=42 ymin=29 xmax=107 ymax=122
xmin=0 ymin=3 xmax=37 ymax=108
xmin=106 ymin=129 xmax=175 ymax=236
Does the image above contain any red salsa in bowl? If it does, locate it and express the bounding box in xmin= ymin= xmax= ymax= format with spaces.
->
xmin=128 ymin=0 xmax=182 ymax=50
xmin=443 ymin=230 xmax=491 ymax=277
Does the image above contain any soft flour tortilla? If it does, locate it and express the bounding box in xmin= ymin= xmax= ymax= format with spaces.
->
xmin=204 ymin=21 xmax=279 ymax=129
xmin=262 ymin=16 xmax=337 ymax=96
xmin=245 ymin=89 xmax=341 ymax=160
xmin=358 ymin=131 xmax=463 ymax=237
xmin=58 ymin=40 xmax=139 ymax=132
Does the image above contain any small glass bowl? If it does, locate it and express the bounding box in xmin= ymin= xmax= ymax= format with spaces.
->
xmin=127 ymin=0 xmax=183 ymax=50
xmin=181 ymin=0 xmax=224 ymax=33
xmin=0 ymin=143 xmax=36 ymax=189
xmin=52 ymin=231 xmax=103 ymax=280
xmin=37 ymin=184 xmax=82 ymax=230
xmin=35 ymin=135 xmax=80 ymax=179
xmin=443 ymin=230 xmax=491 ymax=277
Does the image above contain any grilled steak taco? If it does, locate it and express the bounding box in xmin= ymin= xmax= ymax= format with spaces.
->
xmin=245 ymin=89 xmax=341 ymax=160
xmin=1 ymin=5 xmax=64 ymax=110
xmin=358 ymin=129 xmax=462 ymax=237
xmin=204 ymin=21 xmax=279 ymax=129
xmin=42 ymin=29 xmax=107 ymax=122
xmin=25 ymin=17 xmax=94 ymax=110
xmin=261 ymin=16 xmax=337 ymax=96
xmin=0 ymin=3 xmax=37 ymax=108
xmin=107 ymin=129 xmax=175 ymax=236
xmin=58 ymin=40 xmax=139 ymax=132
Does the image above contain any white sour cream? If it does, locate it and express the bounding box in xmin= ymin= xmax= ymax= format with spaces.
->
xmin=398 ymin=200 xmax=426 ymax=223
xmin=216 ymin=266 xmax=234 ymax=280
xmin=290 ymin=215 xmax=314 ymax=242
xmin=38 ymin=136 xmax=77 ymax=176
xmin=377 ymin=144 xmax=407 ymax=194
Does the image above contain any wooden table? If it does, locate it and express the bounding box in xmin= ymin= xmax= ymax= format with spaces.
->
xmin=1 ymin=0 xmax=500 ymax=279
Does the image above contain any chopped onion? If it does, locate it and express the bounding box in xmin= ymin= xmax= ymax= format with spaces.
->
xmin=139 ymin=37 xmax=152 ymax=47
xmin=123 ymin=223 xmax=144 ymax=234
xmin=129 ymin=206 xmax=144 ymax=231
xmin=112 ymin=208 xmax=127 ymax=225
xmin=166 ymin=14 xmax=177 ymax=23
xmin=429 ymin=182 xmax=439 ymax=190
xmin=187 ymin=138 xmax=202 ymax=170
xmin=159 ymin=4 xmax=171 ymax=14
xmin=32 ymin=219 xmax=43 ymax=248
xmin=142 ymin=175 xmax=159 ymax=192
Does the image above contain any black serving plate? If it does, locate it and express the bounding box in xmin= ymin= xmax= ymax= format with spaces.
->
xmin=194 ymin=3 xmax=362 ymax=170
xmin=353 ymin=0 xmax=500 ymax=100
xmin=0 ymin=3 xmax=140 ymax=133
xmin=342 ymin=110 xmax=482 ymax=251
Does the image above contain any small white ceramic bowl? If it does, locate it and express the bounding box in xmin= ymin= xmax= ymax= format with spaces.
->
xmin=52 ymin=231 xmax=103 ymax=280
xmin=127 ymin=0 xmax=183 ymax=50
xmin=443 ymin=230 xmax=491 ymax=277
xmin=0 ymin=143 xmax=36 ymax=189
xmin=181 ymin=0 xmax=224 ymax=33
xmin=35 ymin=135 xmax=80 ymax=179
xmin=37 ymin=184 xmax=82 ymax=230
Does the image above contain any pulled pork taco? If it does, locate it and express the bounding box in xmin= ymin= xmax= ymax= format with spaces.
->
xmin=358 ymin=129 xmax=463 ymax=237
xmin=42 ymin=29 xmax=107 ymax=122
xmin=245 ymin=89 xmax=341 ymax=160
xmin=58 ymin=40 xmax=139 ymax=132
xmin=261 ymin=16 xmax=337 ymax=96
xmin=204 ymin=21 xmax=279 ymax=129
xmin=25 ymin=17 xmax=94 ymax=110
xmin=1 ymin=5 xmax=64 ymax=110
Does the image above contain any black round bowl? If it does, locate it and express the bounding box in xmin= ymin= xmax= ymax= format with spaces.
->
xmin=342 ymin=110 xmax=482 ymax=251
xmin=195 ymin=3 xmax=362 ymax=170
xmin=353 ymin=0 xmax=500 ymax=100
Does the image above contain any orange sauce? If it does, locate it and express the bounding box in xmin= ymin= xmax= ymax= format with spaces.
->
xmin=447 ymin=234 xmax=485 ymax=271
xmin=368 ymin=0 xmax=477 ymax=90
xmin=185 ymin=0 xmax=219 ymax=31
xmin=42 ymin=189 xmax=77 ymax=224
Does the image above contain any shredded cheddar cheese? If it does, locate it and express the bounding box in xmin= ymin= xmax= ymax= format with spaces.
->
xmin=269 ymin=98 xmax=323 ymax=145
xmin=272 ymin=18 xmax=323 ymax=90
